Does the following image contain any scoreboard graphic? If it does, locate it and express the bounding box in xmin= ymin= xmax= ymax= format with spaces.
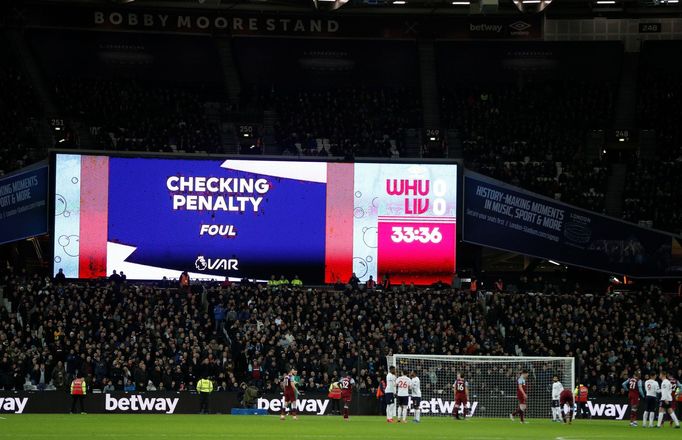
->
xmin=53 ymin=154 xmax=457 ymax=284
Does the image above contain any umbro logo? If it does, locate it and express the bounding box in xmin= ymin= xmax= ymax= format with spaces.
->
xmin=509 ymin=21 xmax=531 ymax=31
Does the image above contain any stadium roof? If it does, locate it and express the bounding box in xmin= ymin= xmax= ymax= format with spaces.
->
xmin=16 ymin=0 xmax=682 ymax=18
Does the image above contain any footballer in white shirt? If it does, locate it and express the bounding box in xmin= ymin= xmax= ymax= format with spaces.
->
xmin=644 ymin=374 xmax=660 ymax=428
xmin=410 ymin=371 xmax=422 ymax=423
xmin=396 ymin=372 xmax=411 ymax=423
xmin=551 ymin=375 xmax=564 ymax=422
xmin=657 ymin=371 xmax=680 ymax=428
xmin=385 ymin=366 xmax=397 ymax=423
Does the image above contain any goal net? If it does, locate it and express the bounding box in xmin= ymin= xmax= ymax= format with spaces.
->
xmin=389 ymin=354 xmax=574 ymax=419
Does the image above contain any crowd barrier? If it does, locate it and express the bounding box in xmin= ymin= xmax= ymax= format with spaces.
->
xmin=0 ymin=391 xmax=638 ymax=420
xmin=0 ymin=391 xmax=377 ymax=415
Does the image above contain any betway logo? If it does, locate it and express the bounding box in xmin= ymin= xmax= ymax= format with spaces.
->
xmin=413 ymin=398 xmax=478 ymax=416
xmin=258 ymin=397 xmax=329 ymax=415
xmin=0 ymin=397 xmax=27 ymax=413
xmin=470 ymin=23 xmax=502 ymax=33
xmin=105 ymin=394 xmax=179 ymax=414
xmin=587 ymin=401 xmax=628 ymax=420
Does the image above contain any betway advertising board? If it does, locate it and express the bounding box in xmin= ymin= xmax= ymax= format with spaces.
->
xmin=463 ymin=171 xmax=682 ymax=277
xmin=0 ymin=392 xmax=633 ymax=419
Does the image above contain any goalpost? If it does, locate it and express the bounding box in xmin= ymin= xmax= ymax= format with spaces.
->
xmin=388 ymin=354 xmax=574 ymax=419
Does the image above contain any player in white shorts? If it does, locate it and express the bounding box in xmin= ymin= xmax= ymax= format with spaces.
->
xmin=410 ymin=371 xmax=422 ymax=423
xmin=396 ymin=371 xmax=411 ymax=423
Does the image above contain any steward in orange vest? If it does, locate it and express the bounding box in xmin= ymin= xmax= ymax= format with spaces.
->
xmin=377 ymin=379 xmax=387 ymax=416
xmin=70 ymin=373 xmax=87 ymax=414
xmin=328 ymin=382 xmax=342 ymax=415
xmin=574 ymin=384 xmax=590 ymax=419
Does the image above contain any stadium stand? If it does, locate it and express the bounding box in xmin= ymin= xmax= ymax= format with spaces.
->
xmin=268 ymin=87 xmax=419 ymax=158
xmin=638 ymin=42 xmax=682 ymax=162
xmin=26 ymin=29 xmax=229 ymax=155
xmin=626 ymin=41 xmax=682 ymax=234
xmin=0 ymin=35 xmax=42 ymax=176
xmin=0 ymin=32 xmax=679 ymax=236
xmin=53 ymin=77 xmax=223 ymax=154
xmin=437 ymin=42 xmax=620 ymax=214
xmin=0 ymin=264 xmax=677 ymax=398
xmin=441 ymin=80 xmax=613 ymax=213
xmin=623 ymin=160 xmax=682 ymax=235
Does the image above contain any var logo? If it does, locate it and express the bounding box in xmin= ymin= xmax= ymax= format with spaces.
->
xmin=195 ymin=256 xmax=238 ymax=271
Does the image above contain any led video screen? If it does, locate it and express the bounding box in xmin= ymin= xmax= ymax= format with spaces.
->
xmin=53 ymin=154 xmax=457 ymax=284
xmin=0 ymin=166 xmax=48 ymax=245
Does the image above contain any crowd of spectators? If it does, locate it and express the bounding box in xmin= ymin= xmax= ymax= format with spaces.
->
xmin=629 ymin=69 xmax=682 ymax=234
xmin=266 ymin=87 xmax=421 ymax=158
xmin=0 ymin=262 xmax=678 ymax=400
xmin=2 ymin=34 xmax=681 ymax=235
xmin=53 ymin=78 xmax=223 ymax=154
xmin=0 ymin=43 xmax=42 ymax=176
xmin=623 ymin=160 xmax=682 ymax=234
xmin=467 ymin=157 xmax=607 ymax=214
xmin=444 ymin=80 xmax=613 ymax=213
xmin=443 ymin=81 xmax=613 ymax=162
xmin=638 ymin=70 xmax=682 ymax=162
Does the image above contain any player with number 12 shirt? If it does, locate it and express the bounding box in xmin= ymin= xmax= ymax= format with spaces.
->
xmin=337 ymin=374 xmax=355 ymax=421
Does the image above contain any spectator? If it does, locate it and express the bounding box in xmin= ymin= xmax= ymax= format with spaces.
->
xmin=51 ymin=361 xmax=67 ymax=391
xmin=54 ymin=269 xmax=66 ymax=285
xmin=242 ymin=382 xmax=260 ymax=408
xmin=179 ymin=271 xmax=190 ymax=293
xmin=109 ymin=270 xmax=121 ymax=284
xmin=348 ymin=273 xmax=360 ymax=290
xmin=214 ymin=303 xmax=226 ymax=333
xmin=366 ymin=276 xmax=376 ymax=291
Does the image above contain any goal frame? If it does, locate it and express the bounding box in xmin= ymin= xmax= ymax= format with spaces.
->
xmin=388 ymin=354 xmax=575 ymax=419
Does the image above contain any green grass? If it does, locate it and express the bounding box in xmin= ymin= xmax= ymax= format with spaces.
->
xmin=0 ymin=415 xmax=679 ymax=440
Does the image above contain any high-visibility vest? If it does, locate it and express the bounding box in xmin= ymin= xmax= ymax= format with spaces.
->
xmin=197 ymin=378 xmax=213 ymax=393
xmin=71 ymin=378 xmax=86 ymax=395
xmin=574 ymin=385 xmax=588 ymax=403
xmin=376 ymin=380 xmax=386 ymax=398
xmin=328 ymin=383 xmax=341 ymax=399
xmin=291 ymin=279 xmax=303 ymax=286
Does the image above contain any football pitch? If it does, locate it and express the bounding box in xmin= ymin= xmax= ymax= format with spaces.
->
xmin=0 ymin=415 xmax=680 ymax=440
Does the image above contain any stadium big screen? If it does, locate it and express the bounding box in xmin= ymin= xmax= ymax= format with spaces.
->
xmin=52 ymin=154 xmax=458 ymax=284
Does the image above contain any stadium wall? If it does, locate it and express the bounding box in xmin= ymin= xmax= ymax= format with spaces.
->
xmin=0 ymin=392 xmax=634 ymax=419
